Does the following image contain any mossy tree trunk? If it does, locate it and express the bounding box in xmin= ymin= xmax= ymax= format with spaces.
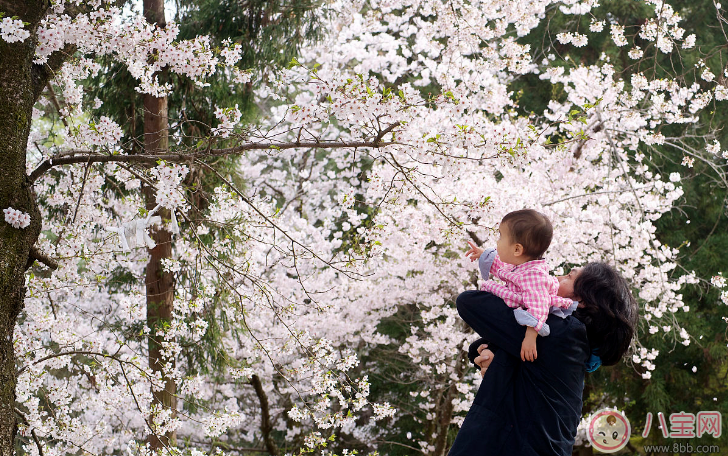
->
xmin=0 ymin=1 xmax=53 ymax=455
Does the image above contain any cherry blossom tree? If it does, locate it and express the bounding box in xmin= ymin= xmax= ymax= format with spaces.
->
xmin=1 ymin=2 xmax=391 ymax=454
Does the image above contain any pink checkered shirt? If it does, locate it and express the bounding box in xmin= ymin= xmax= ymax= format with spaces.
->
xmin=481 ymin=254 xmax=574 ymax=332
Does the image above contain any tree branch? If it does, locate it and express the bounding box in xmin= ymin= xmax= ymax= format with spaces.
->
xmin=543 ymin=189 xmax=633 ymax=207
xmin=373 ymin=121 xmax=400 ymax=145
xmin=28 ymin=135 xmax=397 ymax=183
xmin=15 ymin=408 xmax=44 ymax=456
xmin=17 ymin=350 xmax=146 ymax=376
xmin=30 ymin=0 xmax=111 ymax=99
xmin=466 ymin=230 xmax=483 ymax=246
xmin=45 ymin=83 xmax=69 ymax=128
xmin=195 ymin=160 xmax=367 ymax=279
xmin=25 ymin=246 xmax=59 ymax=271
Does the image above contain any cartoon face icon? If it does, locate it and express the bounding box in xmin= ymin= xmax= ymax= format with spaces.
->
xmin=587 ymin=409 xmax=631 ymax=453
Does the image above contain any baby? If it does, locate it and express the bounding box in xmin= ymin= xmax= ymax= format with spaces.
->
xmin=465 ymin=209 xmax=576 ymax=362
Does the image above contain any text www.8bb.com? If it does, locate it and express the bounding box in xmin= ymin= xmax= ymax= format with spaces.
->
xmin=643 ymin=443 xmax=721 ymax=454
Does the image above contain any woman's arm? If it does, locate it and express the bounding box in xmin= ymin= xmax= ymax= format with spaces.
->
xmin=466 ymin=339 xmax=495 ymax=376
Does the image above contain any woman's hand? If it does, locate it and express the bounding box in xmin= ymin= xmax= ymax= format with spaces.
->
xmin=474 ymin=344 xmax=494 ymax=377
xmin=466 ymin=241 xmax=484 ymax=262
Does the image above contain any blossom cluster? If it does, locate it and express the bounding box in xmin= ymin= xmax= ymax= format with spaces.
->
xmin=219 ymin=39 xmax=243 ymax=67
xmin=710 ymin=273 xmax=728 ymax=305
xmin=211 ymin=105 xmax=242 ymax=138
xmin=34 ymin=8 xmax=218 ymax=95
xmin=0 ymin=16 xmax=30 ymax=43
xmin=151 ymin=162 xmax=189 ymax=210
xmin=70 ymin=116 xmax=124 ymax=148
xmin=3 ymin=207 xmax=30 ymax=229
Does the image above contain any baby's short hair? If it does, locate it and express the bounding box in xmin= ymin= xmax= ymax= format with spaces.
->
xmin=501 ymin=209 xmax=553 ymax=259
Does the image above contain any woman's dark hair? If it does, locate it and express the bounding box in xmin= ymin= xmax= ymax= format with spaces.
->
xmin=572 ymin=262 xmax=638 ymax=366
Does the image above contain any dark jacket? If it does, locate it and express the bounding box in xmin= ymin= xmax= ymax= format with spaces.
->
xmin=449 ymin=290 xmax=589 ymax=456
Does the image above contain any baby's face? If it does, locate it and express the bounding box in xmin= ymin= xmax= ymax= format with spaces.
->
xmin=496 ymin=223 xmax=521 ymax=264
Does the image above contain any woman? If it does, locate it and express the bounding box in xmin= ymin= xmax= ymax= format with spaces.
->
xmin=448 ymin=262 xmax=638 ymax=456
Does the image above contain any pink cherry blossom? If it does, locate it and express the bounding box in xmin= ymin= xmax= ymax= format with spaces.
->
xmin=3 ymin=207 xmax=30 ymax=229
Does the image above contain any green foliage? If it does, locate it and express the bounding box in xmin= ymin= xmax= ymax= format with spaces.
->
xmin=360 ymin=304 xmax=435 ymax=456
xmin=504 ymin=0 xmax=728 ymax=453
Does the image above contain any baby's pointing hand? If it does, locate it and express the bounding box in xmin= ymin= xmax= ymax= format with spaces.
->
xmin=465 ymin=240 xmax=484 ymax=262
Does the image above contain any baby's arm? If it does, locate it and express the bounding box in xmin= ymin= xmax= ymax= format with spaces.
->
xmin=481 ymin=280 xmax=520 ymax=300
xmin=465 ymin=241 xmax=484 ymax=262
xmin=488 ymin=254 xmax=507 ymax=280
xmin=521 ymin=288 xmax=551 ymax=333
xmin=551 ymin=295 xmax=577 ymax=309
xmin=513 ymin=308 xmax=551 ymax=336
xmin=521 ymin=327 xmax=539 ymax=362
xmin=466 ymin=242 xmax=500 ymax=281
xmin=518 ymin=282 xmax=553 ymax=361
xmin=478 ymin=248 xmax=497 ymax=281
xmin=465 ymin=241 xmax=503 ymax=283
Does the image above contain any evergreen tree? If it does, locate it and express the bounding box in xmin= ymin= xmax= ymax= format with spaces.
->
xmin=508 ymin=1 xmax=728 ymax=453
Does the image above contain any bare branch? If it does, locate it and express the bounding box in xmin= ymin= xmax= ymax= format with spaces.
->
xmin=28 ymin=132 xmax=399 ymax=183
xmin=71 ymin=159 xmax=92 ymax=224
xmin=373 ymin=121 xmax=400 ymax=145
xmin=543 ymin=189 xmax=634 ymax=207
xmin=25 ymin=247 xmax=59 ymax=271
xmin=17 ymin=350 xmax=146 ymax=377
xmin=195 ymin=160 xmax=367 ymax=279
xmin=45 ymin=83 xmax=69 ymax=128
xmin=15 ymin=408 xmax=44 ymax=456
xmin=384 ymin=153 xmax=462 ymax=227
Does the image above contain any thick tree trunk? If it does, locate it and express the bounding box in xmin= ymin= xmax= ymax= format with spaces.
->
xmin=144 ymin=187 xmax=176 ymax=450
xmin=142 ymin=0 xmax=176 ymax=449
xmin=433 ymin=353 xmax=467 ymax=456
xmin=0 ymin=2 xmax=50 ymax=455
xmin=250 ymin=375 xmax=280 ymax=456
